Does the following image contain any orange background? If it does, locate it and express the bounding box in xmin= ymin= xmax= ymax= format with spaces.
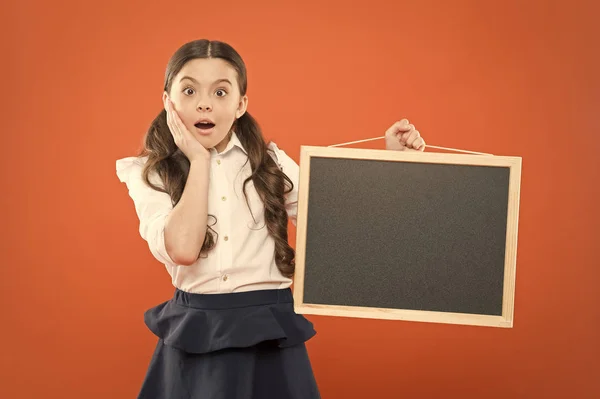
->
xmin=2 ymin=0 xmax=599 ymax=398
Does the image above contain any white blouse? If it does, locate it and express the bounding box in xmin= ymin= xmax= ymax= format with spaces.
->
xmin=115 ymin=132 xmax=299 ymax=294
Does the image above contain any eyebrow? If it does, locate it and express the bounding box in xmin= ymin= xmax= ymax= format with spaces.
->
xmin=179 ymin=76 xmax=233 ymax=86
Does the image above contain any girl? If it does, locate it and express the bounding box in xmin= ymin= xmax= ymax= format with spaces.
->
xmin=116 ymin=39 xmax=425 ymax=399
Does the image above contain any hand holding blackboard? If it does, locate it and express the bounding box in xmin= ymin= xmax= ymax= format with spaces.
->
xmin=382 ymin=119 xmax=426 ymax=152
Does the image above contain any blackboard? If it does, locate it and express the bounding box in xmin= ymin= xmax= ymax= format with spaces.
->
xmin=292 ymin=146 xmax=521 ymax=328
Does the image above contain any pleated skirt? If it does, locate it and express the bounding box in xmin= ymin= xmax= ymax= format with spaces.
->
xmin=137 ymin=287 xmax=321 ymax=399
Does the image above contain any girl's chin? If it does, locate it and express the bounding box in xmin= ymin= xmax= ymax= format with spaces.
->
xmin=192 ymin=130 xmax=230 ymax=151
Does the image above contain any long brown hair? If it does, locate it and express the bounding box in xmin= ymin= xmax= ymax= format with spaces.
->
xmin=136 ymin=39 xmax=295 ymax=277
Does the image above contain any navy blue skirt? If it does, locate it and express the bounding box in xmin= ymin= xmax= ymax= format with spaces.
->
xmin=137 ymin=287 xmax=321 ymax=399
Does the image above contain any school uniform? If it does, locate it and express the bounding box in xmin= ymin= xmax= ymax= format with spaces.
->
xmin=116 ymin=132 xmax=321 ymax=399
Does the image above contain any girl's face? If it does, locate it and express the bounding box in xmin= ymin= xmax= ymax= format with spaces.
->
xmin=164 ymin=58 xmax=248 ymax=153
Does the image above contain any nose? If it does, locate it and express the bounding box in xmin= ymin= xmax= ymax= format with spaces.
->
xmin=197 ymin=97 xmax=212 ymax=112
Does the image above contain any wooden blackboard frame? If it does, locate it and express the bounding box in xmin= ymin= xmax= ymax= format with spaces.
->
xmin=292 ymin=146 xmax=522 ymax=328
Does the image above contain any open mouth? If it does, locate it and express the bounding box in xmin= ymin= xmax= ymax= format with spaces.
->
xmin=194 ymin=122 xmax=215 ymax=130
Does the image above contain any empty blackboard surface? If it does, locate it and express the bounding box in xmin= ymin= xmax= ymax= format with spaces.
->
xmin=292 ymin=146 xmax=521 ymax=328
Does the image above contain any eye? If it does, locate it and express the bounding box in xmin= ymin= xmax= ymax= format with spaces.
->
xmin=183 ymin=87 xmax=195 ymax=96
xmin=215 ymin=89 xmax=227 ymax=97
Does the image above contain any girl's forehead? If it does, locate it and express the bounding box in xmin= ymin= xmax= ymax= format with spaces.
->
xmin=176 ymin=58 xmax=238 ymax=84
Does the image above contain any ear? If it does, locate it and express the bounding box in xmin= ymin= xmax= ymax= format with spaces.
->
xmin=235 ymin=95 xmax=248 ymax=119
xmin=162 ymin=91 xmax=169 ymax=109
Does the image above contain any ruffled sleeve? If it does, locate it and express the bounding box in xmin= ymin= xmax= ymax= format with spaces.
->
xmin=116 ymin=156 xmax=177 ymax=266
xmin=267 ymin=142 xmax=300 ymax=226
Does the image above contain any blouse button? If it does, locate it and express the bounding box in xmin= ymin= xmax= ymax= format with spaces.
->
xmin=222 ymin=196 xmax=227 ymax=201
xmin=222 ymin=274 xmax=229 ymax=282
xmin=216 ymin=159 xmax=221 ymax=165
xmin=224 ymin=235 xmax=229 ymax=241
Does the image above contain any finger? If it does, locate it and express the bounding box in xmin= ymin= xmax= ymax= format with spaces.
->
xmin=396 ymin=132 xmax=406 ymax=146
xmin=165 ymin=100 xmax=172 ymax=125
xmin=396 ymin=129 xmax=413 ymax=146
xmin=405 ymin=129 xmax=420 ymax=147
xmin=412 ymin=137 xmax=426 ymax=151
xmin=385 ymin=119 xmax=411 ymax=137
xmin=168 ymin=100 xmax=184 ymax=141
xmin=398 ymin=120 xmax=411 ymax=132
xmin=165 ymin=101 xmax=177 ymax=141
xmin=171 ymin=103 xmax=188 ymax=139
